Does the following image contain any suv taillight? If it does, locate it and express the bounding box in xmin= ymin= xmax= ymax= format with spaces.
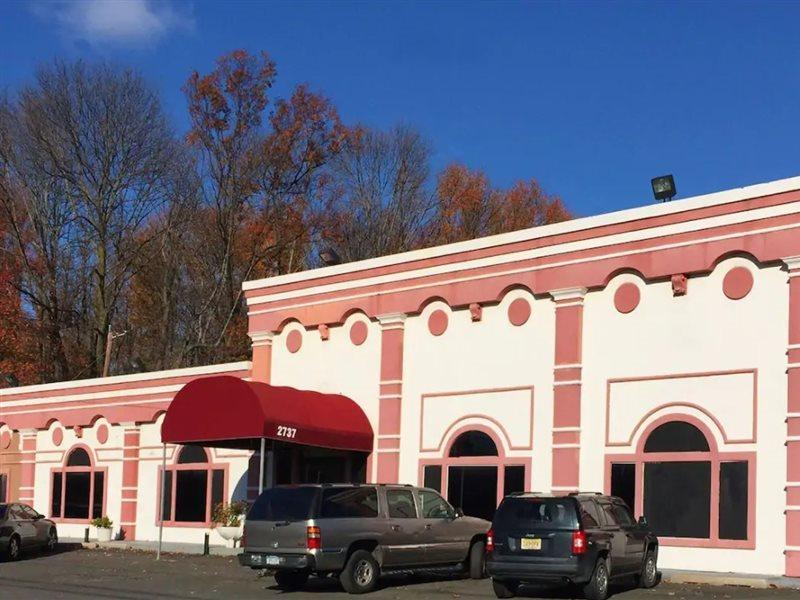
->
xmin=307 ymin=526 xmax=321 ymax=550
xmin=485 ymin=528 xmax=494 ymax=553
xmin=571 ymin=530 xmax=587 ymax=555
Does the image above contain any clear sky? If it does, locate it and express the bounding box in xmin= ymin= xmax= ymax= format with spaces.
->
xmin=2 ymin=0 xmax=799 ymax=217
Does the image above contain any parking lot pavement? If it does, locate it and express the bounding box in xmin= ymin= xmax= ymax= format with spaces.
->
xmin=0 ymin=547 xmax=797 ymax=600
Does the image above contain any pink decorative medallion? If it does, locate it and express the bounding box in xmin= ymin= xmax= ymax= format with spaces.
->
xmin=286 ymin=329 xmax=303 ymax=353
xmin=96 ymin=423 xmax=109 ymax=445
xmin=428 ymin=310 xmax=449 ymax=336
xmin=52 ymin=428 xmax=63 ymax=447
xmin=350 ymin=321 xmax=368 ymax=346
xmin=0 ymin=430 xmax=11 ymax=450
xmin=508 ymin=298 xmax=532 ymax=326
xmin=614 ymin=283 xmax=641 ymax=314
xmin=723 ymin=267 xmax=754 ymax=300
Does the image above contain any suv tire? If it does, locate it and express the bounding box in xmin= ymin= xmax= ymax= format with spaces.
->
xmin=340 ymin=549 xmax=380 ymax=594
xmin=6 ymin=535 xmax=21 ymax=561
xmin=583 ymin=557 xmax=609 ymax=600
xmin=638 ymin=550 xmax=658 ymax=588
xmin=274 ymin=570 xmax=309 ymax=590
xmin=468 ymin=540 xmax=486 ymax=579
xmin=492 ymin=578 xmax=518 ymax=598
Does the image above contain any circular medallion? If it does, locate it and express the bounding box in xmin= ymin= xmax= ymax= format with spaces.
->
xmin=614 ymin=283 xmax=641 ymax=314
xmin=350 ymin=321 xmax=368 ymax=346
xmin=428 ymin=310 xmax=449 ymax=336
xmin=508 ymin=298 xmax=532 ymax=326
xmin=723 ymin=267 xmax=754 ymax=300
xmin=286 ymin=329 xmax=303 ymax=353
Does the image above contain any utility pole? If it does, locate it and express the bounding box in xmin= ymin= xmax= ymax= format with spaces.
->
xmin=102 ymin=330 xmax=127 ymax=377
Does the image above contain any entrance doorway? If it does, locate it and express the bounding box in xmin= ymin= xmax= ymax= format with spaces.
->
xmin=420 ymin=427 xmax=531 ymax=521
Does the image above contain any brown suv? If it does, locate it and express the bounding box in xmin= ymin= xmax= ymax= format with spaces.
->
xmin=239 ymin=484 xmax=491 ymax=593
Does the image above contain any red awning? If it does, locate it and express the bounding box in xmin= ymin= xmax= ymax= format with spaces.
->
xmin=161 ymin=376 xmax=373 ymax=452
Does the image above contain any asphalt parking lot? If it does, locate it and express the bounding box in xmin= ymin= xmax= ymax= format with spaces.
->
xmin=0 ymin=547 xmax=797 ymax=600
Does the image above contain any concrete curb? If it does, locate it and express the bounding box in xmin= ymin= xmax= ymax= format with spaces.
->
xmin=661 ymin=569 xmax=800 ymax=590
xmin=64 ymin=538 xmax=241 ymax=557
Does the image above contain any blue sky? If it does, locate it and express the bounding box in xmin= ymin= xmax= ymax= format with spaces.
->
xmin=2 ymin=1 xmax=800 ymax=217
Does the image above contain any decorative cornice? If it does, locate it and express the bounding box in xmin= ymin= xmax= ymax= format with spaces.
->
xmin=377 ymin=313 xmax=407 ymax=328
xmin=550 ymin=287 xmax=588 ymax=302
xmin=783 ymin=256 xmax=800 ymax=271
xmin=249 ymin=331 xmax=275 ymax=347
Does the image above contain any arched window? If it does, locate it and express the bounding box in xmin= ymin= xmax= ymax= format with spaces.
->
xmin=51 ymin=446 xmax=105 ymax=521
xmin=160 ymin=446 xmax=226 ymax=525
xmin=449 ymin=430 xmax=499 ymax=457
xmin=644 ymin=421 xmax=709 ymax=453
xmin=608 ymin=417 xmax=754 ymax=547
xmin=421 ymin=427 xmax=529 ymax=522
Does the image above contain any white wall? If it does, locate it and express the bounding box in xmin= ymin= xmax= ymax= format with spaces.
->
xmin=401 ymin=291 xmax=556 ymax=490
xmin=582 ymin=257 xmax=788 ymax=575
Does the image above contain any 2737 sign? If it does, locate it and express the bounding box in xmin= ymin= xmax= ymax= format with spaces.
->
xmin=276 ymin=425 xmax=297 ymax=439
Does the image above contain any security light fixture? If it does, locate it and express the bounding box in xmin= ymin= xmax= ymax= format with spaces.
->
xmin=651 ymin=174 xmax=676 ymax=202
xmin=4 ymin=373 xmax=19 ymax=387
xmin=319 ymin=247 xmax=341 ymax=266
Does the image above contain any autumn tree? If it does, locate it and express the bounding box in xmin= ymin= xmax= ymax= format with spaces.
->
xmin=432 ymin=163 xmax=570 ymax=244
xmin=144 ymin=49 xmax=346 ymax=366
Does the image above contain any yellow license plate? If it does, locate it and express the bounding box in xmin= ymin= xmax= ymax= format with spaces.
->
xmin=521 ymin=538 xmax=542 ymax=550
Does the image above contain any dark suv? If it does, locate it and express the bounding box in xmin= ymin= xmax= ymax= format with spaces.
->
xmin=486 ymin=493 xmax=658 ymax=599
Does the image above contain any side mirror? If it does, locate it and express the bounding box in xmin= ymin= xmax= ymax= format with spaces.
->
xmin=33 ymin=514 xmax=44 ymax=520
xmin=454 ymin=508 xmax=464 ymax=519
xmin=637 ymin=516 xmax=648 ymax=528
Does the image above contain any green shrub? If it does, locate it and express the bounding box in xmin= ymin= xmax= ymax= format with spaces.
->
xmin=91 ymin=516 xmax=113 ymax=529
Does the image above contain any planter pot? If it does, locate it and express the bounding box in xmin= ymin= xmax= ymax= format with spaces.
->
xmin=216 ymin=525 xmax=243 ymax=541
xmin=96 ymin=527 xmax=113 ymax=543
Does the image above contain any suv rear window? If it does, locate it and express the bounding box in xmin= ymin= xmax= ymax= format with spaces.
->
xmin=494 ymin=497 xmax=579 ymax=530
xmin=248 ymin=487 xmax=319 ymax=521
xmin=0 ymin=505 xmax=7 ymax=520
xmin=320 ymin=487 xmax=378 ymax=518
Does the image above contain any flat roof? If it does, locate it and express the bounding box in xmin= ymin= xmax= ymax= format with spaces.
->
xmin=243 ymin=175 xmax=800 ymax=292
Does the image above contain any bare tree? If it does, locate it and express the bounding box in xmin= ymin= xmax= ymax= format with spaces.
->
xmin=323 ymin=124 xmax=434 ymax=262
xmin=0 ymin=61 xmax=181 ymax=379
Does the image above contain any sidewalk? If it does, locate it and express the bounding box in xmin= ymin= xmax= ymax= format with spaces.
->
xmin=661 ymin=569 xmax=800 ymax=590
xmin=61 ymin=537 xmax=242 ymax=557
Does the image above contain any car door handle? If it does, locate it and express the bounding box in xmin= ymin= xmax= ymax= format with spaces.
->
xmin=391 ymin=525 xmax=400 ymax=531
xmin=424 ymin=524 xmax=432 ymax=530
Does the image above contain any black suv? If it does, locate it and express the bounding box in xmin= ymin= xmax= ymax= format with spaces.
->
xmin=486 ymin=493 xmax=658 ymax=599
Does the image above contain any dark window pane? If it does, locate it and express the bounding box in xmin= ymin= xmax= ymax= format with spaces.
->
xmin=320 ymin=487 xmax=378 ymax=518
xmin=503 ymin=466 xmax=525 ymax=496
xmin=494 ymin=498 xmax=579 ymax=530
xmin=175 ymin=470 xmax=208 ymax=522
xmin=579 ymin=500 xmax=601 ymax=528
xmin=92 ymin=471 xmax=104 ymax=519
xmin=611 ymin=463 xmax=636 ymax=515
xmin=719 ymin=461 xmax=748 ymax=540
xmin=350 ymin=454 xmax=367 ymax=484
xmin=177 ymin=446 xmax=208 ymax=464
xmin=644 ymin=422 xmax=709 ymax=453
xmin=248 ymin=487 xmax=319 ymax=521
xmin=211 ymin=470 xmax=224 ymax=513
xmin=419 ymin=490 xmax=455 ymax=519
xmin=161 ymin=470 xmax=172 ymax=521
xmin=386 ymin=489 xmax=417 ymax=518
xmin=599 ymin=502 xmax=618 ymax=526
xmin=51 ymin=473 xmax=62 ymax=517
xmin=66 ymin=448 xmax=91 ymax=467
xmin=644 ymin=461 xmax=711 ymax=538
xmin=0 ymin=473 xmax=7 ymax=503
xmin=64 ymin=472 xmax=91 ymax=519
xmin=612 ymin=501 xmax=635 ymax=526
xmin=447 ymin=466 xmax=498 ymax=521
xmin=449 ymin=431 xmax=498 ymax=457
xmin=423 ymin=465 xmax=442 ymax=492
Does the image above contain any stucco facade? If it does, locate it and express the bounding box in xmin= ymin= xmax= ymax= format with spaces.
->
xmin=2 ymin=175 xmax=800 ymax=577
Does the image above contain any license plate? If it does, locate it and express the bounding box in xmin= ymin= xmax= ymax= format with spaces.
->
xmin=521 ymin=538 xmax=542 ymax=551
xmin=251 ymin=554 xmax=281 ymax=566
xmin=265 ymin=555 xmax=281 ymax=566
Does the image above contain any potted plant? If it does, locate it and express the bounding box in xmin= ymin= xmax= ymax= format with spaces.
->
xmin=212 ymin=501 xmax=247 ymax=544
xmin=91 ymin=516 xmax=114 ymax=542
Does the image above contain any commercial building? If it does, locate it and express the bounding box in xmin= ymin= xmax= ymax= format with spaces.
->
xmin=2 ymin=176 xmax=800 ymax=578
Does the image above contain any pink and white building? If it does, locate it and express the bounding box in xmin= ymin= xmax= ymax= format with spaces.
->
xmin=2 ymin=175 xmax=800 ymax=578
